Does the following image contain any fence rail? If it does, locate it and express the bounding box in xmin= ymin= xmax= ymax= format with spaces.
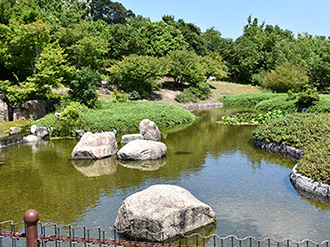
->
xmin=1 ymin=210 xmax=330 ymax=247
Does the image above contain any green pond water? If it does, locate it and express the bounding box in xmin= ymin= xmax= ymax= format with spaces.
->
xmin=1 ymin=108 xmax=330 ymax=242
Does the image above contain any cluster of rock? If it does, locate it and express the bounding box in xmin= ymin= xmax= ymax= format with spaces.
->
xmin=23 ymin=125 xmax=50 ymax=143
xmin=71 ymin=119 xmax=167 ymax=162
xmin=0 ymin=97 xmax=57 ymax=122
xmin=114 ymin=184 xmax=217 ymax=241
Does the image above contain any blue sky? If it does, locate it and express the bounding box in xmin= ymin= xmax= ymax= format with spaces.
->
xmin=116 ymin=0 xmax=330 ymax=39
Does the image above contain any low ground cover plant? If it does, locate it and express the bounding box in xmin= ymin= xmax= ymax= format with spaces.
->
xmin=217 ymin=110 xmax=289 ymax=126
xmin=220 ymin=92 xmax=330 ymax=113
xmin=37 ymin=101 xmax=195 ymax=136
xmin=253 ymin=114 xmax=330 ymax=184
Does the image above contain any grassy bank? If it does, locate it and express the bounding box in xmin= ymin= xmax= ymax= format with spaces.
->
xmin=38 ymin=101 xmax=195 ymax=136
xmin=220 ymin=92 xmax=330 ymax=112
xmin=253 ymin=114 xmax=330 ymax=184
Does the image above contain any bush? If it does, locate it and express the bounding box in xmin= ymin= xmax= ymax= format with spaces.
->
xmin=38 ymin=101 xmax=195 ymax=136
xmin=175 ymin=82 xmax=211 ymax=103
xmin=255 ymin=95 xmax=300 ymax=112
xmin=219 ymin=93 xmax=284 ymax=107
xmin=111 ymin=90 xmax=128 ymax=103
xmin=166 ymin=50 xmax=206 ymax=85
xmin=253 ymin=113 xmax=330 ymax=184
xmin=260 ymin=62 xmax=309 ymax=93
xmin=69 ymin=67 xmax=100 ymax=108
xmin=107 ymin=55 xmax=166 ymax=99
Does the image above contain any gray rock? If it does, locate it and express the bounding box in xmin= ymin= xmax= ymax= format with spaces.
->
xmin=75 ymin=130 xmax=86 ymax=137
xmin=139 ymin=119 xmax=161 ymax=141
xmin=118 ymin=158 xmax=167 ymax=171
xmin=13 ymin=100 xmax=49 ymax=121
xmin=253 ymin=139 xmax=303 ymax=160
xmin=23 ymin=135 xmax=40 ymax=143
xmin=30 ymin=125 xmax=37 ymax=134
xmin=114 ymin=184 xmax=217 ymax=241
xmin=290 ymin=164 xmax=330 ymax=199
xmin=55 ymin=112 xmax=61 ymax=120
xmin=117 ymin=140 xmax=167 ymax=160
xmin=73 ymin=157 xmax=118 ymax=177
xmin=9 ymin=127 xmax=21 ymax=133
xmin=0 ymin=96 xmax=10 ymax=122
xmin=35 ymin=126 xmax=50 ymax=139
xmin=71 ymin=132 xmax=118 ymax=160
xmin=121 ymin=134 xmax=144 ymax=145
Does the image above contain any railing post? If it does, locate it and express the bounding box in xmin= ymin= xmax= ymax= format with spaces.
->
xmin=24 ymin=209 xmax=39 ymax=247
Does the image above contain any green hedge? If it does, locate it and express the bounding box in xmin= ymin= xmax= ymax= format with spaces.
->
xmin=219 ymin=93 xmax=285 ymax=107
xmin=253 ymin=114 xmax=330 ymax=184
xmin=220 ymin=93 xmax=330 ymax=113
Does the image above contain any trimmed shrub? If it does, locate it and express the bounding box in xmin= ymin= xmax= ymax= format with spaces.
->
xmin=38 ymin=101 xmax=195 ymax=136
xmin=176 ymin=82 xmax=211 ymax=103
xmin=253 ymin=113 xmax=330 ymax=184
xmin=260 ymin=62 xmax=309 ymax=93
xmin=219 ymin=93 xmax=284 ymax=107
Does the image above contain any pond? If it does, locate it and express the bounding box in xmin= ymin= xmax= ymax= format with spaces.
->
xmin=0 ymin=108 xmax=330 ymax=243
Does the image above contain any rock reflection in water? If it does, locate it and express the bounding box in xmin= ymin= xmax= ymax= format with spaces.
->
xmin=73 ymin=157 xmax=118 ymax=177
xmin=118 ymin=158 xmax=167 ymax=171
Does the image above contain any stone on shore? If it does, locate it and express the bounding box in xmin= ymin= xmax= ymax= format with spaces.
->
xmin=117 ymin=140 xmax=166 ymax=160
xmin=114 ymin=184 xmax=217 ymax=241
xmin=71 ymin=132 xmax=118 ymax=160
xmin=139 ymin=119 xmax=161 ymax=141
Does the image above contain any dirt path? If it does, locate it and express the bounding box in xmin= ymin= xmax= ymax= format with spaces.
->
xmin=142 ymin=81 xmax=263 ymax=107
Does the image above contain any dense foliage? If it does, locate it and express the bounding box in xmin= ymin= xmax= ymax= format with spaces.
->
xmin=2 ymin=0 xmax=330 ymax=106
xmin=220 ymin=92 xmax=330 ymax=113
xmin=37 ymin=101 xmax=195 ymax=136
xmin=252 ymin=114 xmax=330 ymax=184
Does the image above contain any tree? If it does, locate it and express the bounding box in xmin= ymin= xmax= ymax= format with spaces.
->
xmin=0 ymin=19 xmax=51 ymax=82
xmin=228 ymin=16 xmax=293 ymax=83
xmin=107 ymin=55 xmax=167 ymax=99
xmin=69 ymin=67 xmax=100 ymax=108
xmin=166 ymin=50 xmax=206 ymax=85
xmin=56 ymin=21 xmax=110 ymax=70
xmin=108 ymin=17 xmax=188 ymax=59
xmin=90 ymin=0 xmax=135 ymax=24
xmin=272 ymin=33 xmax=330 ymax=90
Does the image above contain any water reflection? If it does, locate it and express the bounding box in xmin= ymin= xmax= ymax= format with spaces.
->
xmin=118 ymin=158 xmax=167 ymax=171
xmin=73 ymin=157 xmax=118 ymax=177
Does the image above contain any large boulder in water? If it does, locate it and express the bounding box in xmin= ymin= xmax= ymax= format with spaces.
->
xmin=71 ymin=132 xmax=118 ymax=160
xmin=117 ymin=140 xmax=166 ymax=160
xmin=139 ymin=119 xmax=161 ymax=141
xmin=114 ymin=184 xmax=216 ymax=241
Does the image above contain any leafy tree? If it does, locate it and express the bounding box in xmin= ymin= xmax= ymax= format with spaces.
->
xmin=162 ymin=15 xmax=207 ymax=55
xmin=166 ymin=50 xmax=206 ymax=85
xmin=229 ymin=16 xmax=293 ymax=83
xmin=90 ymin=0 xmax=135 ymax=24
xmin=35 ymin=0 xmax=91 ymax=30
xmin=68 ymin=67 xmax=100 ymax=108
xmin=107 ymin=55 xmax=167 ymax=99
xmin=260 ymin=61 xmax=309 ymax=93
xmin=56 ymin=21 xmax=109 ymax=69
xmin=0 ymin=19 xmax=51 ymax=82
xmin=272 ymin=33 xmax=330 ymax=90
xmin=108 ymin=17 xmax=188 ymax=59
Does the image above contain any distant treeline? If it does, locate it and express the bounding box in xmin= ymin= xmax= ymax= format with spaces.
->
xmin=1 ymin=0 xmax=330 ymax=107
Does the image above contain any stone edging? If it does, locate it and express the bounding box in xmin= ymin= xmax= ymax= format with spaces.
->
xmin=181 ymin=103 xmax=224 ymax=110
xmin=290 ymin=164 xmax=330 ymax=202
xmin=252 ymin=139 xmax=303 ymax=161
xmin=253 ymin=139 xmax=330 ymax=201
